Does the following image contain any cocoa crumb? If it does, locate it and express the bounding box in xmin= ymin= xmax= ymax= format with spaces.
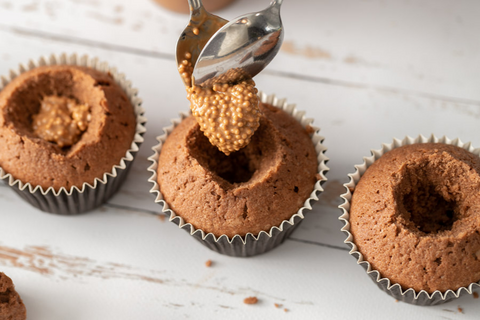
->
xmin=458 ymin=306 xmax=463 ymax=314
xmin=244 ymin=297 xmax=258 ymax=305
xmin=274 ymin=303 xmax=282 ymax=308
xmin=284 ymin=308 xmax=289 ymax=312
xmin=205 ymin=260 xmax=212 ymax=267
xmin=158 ymin=214 xmax=166 ymax=222
xmin=395 ymin=299 xmax=398 ymax=303
xmin=473 ymin=292 xmax=479 ymax=299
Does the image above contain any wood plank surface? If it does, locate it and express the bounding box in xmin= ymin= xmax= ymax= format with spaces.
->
xmin=0 ymin=0 xmax=479 ymax=319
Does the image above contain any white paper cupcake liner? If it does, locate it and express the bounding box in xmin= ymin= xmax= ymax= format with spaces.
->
xmin=339 ymin=134 xmax=480 ymax=305
xmin=148 ymin=92 xmax=329 ymax=257
xmin=0 ymin=53 xmax=147 ymax=215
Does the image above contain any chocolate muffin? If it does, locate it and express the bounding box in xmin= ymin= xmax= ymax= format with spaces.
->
xmin=0 ymin=272 xmax=26 ymax=320
xmin=349 ymin=143 xmax=480 ymax=293
xmin=156 ymin=102 xmax=318 ymax=238
xmin=0 ymin=65 xmax=136 ymax=191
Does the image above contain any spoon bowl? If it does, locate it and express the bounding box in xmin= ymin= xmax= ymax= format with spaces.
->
xmin=192 ymin=0 xmax=284 ymax=87
xmin=175 ymin=0 xmax=228 ymax=86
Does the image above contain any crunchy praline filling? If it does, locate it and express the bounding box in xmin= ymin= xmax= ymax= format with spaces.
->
xmin=32 ymin=95 xmax=91 ymax=148
xmin=178 ymin=52 xmax=261 ymax=155
xmin=187 ymin=79 xmax=260 ymax=155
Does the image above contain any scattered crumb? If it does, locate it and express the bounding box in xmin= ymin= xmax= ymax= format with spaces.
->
xmin=132 ymin=22 xmax=143 ymax=32
xmin=158 ymin=214 xmax=166 ymax=222
xmin=88 ymin=12 xmax=123 ymax=25
xmin=281 ymin=41 xmax=332 ymax=60
xmin=458 ymin=306 xmax=463 ymax=314
xmin=218 ymin=305 xmax=232 ymax=309
xmin=0 ymin=2 xmax=12 ymax=9
xmin=244 ymin=297 xmax=258 ymax=305
xmin=205 ymin=260 xmax=212 ymax=267
xmin=22 ymin=2 xmax=39 ymax=12
xmin=274 ymin=303 xmax=282 ymax=308
xmin=284 ymin=308 xmax=289 ymax=312
xmin=473 ymin=292 xmax=479 ymax=299
xmin=395 ymin=299 xmax=399 ymax=303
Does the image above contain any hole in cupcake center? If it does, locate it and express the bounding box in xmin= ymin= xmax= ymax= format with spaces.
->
xmin=402 ymin=183 xmax=457 ymax=233
xmin=32 ymin=95 xmax=91 ymax=148
xmin=187 ymin=126 xmax=257 ymax=184
xmin=395 ymin=161 xmax=461 ymax=234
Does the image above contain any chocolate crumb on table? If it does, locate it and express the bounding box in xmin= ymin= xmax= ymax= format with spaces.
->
xmin=473 ymin=292 xmax=479 ymax=299
xmin=274 ymin=303 xmax=282 ymax=308
xmin=205 ymin=260 xmax=212 ymax=267
xmin=458 ymin=306 xmax=463 ymax=314
xmin=243 ymin=297 xmax=258 ymax=305
xmin=284 ymin=308 xmax=289 ymax=312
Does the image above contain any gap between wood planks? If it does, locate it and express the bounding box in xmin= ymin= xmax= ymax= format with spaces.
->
xmin=103 ymin=203 xmax=350 ymax=251
xmin=0 ymin=187 xmax=349 ymax=251
xmin=1 ymin=24 xmax=480 ymax=107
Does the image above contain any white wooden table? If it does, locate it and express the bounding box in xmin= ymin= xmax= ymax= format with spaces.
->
xmin=1 ymin=0 xmax=479 ymax=318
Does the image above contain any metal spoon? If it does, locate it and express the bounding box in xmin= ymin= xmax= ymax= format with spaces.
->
xmin=192 ymin=0 xmax=284 ymax=87
xmin=175 ymin=0 xmax=228 ymax=87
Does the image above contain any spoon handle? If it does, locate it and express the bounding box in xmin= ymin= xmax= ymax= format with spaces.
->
xmin=187 ymin=0 xmax=203 ymax=12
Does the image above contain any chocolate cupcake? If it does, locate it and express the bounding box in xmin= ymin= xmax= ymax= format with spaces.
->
xmin=0 ymin=272 xmax=26 ymax=320
xmin=148 ymin=92 xmax=328 ymax=257
xmin=0 ymin=54 xmax=146 ymax=214
xmin=339 ymin=135 xmax=480 ymax=305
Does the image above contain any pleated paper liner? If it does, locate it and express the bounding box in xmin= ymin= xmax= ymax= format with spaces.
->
xmin=0 ymin=53 xmax=147 ymax=215
xmin=148 ymin=92 xmax=329 ymax=257
xmin=339 ymin=134 xmax=480 ymax=305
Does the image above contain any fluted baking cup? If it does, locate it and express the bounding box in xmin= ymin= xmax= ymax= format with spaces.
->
xmin=0 ymin=53 xmax=147 ymax=214
xmin=148 ymin=92 xmax=329 ymax=257
xmin=339 ymin=134 xmax=480 ymax=305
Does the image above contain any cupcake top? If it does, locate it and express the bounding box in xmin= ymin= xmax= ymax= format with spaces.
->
xmin=157 ymin=102 xmax=318 ymax=237
xmin=0 ymin=65 xmax=136 ymax=191
xmin=350 ymin=143 xmax=480 ymax=293
xmin=0 ymin=272 xmax=26 ymax=320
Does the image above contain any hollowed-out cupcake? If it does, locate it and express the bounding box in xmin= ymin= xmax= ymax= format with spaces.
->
xmin=148 ymin=92 xmax=328 ymax=257
xmin=0 ymin=53 xmax=146 ymax=214
xmin=339 ymin=135 xmax=480 ymax=305
xmin=0 ymin=272 xmax=26 ymax=320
